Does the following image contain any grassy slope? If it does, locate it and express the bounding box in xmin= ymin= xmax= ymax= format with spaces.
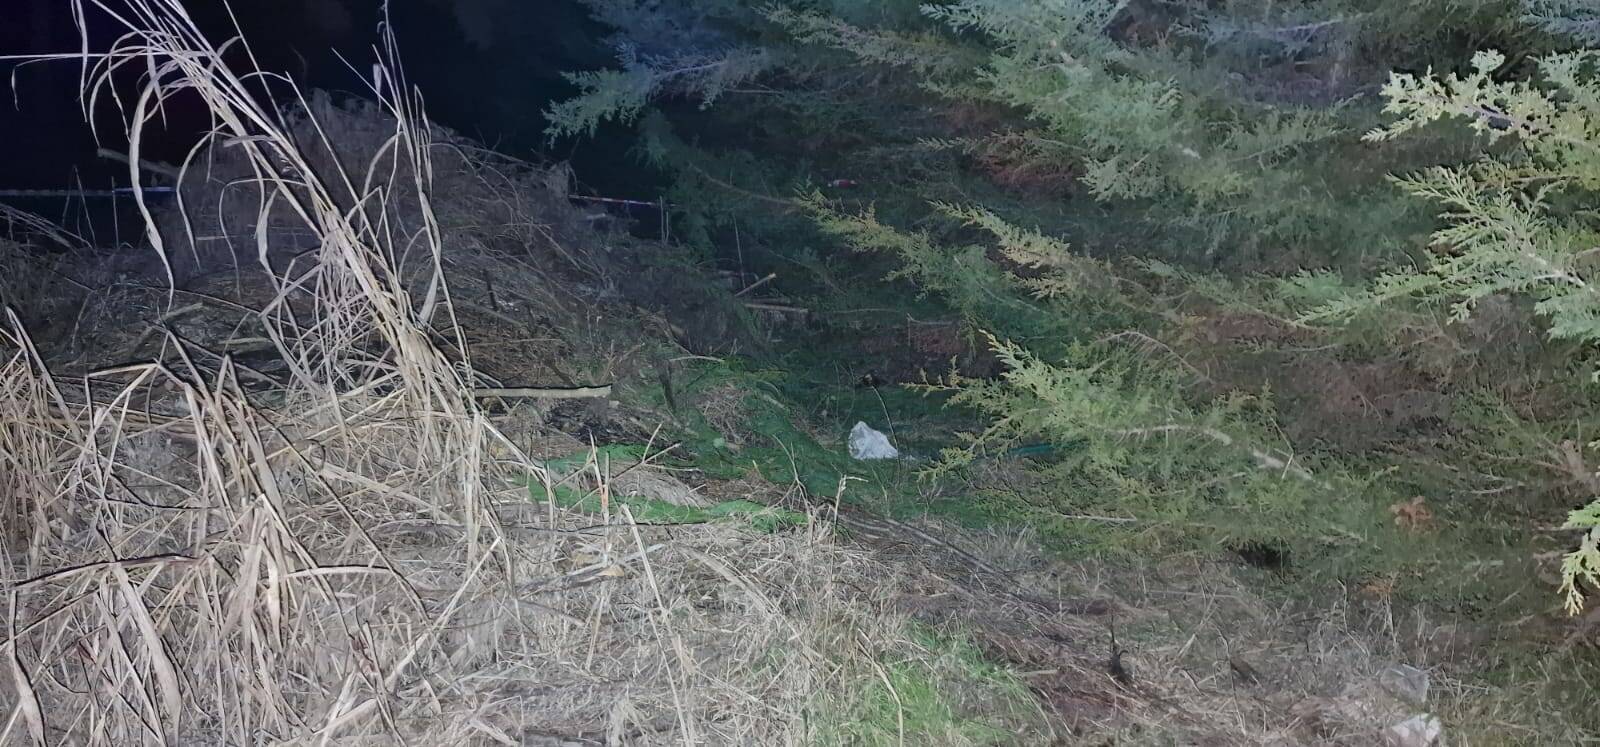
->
xmin=583 ymin=236 xmax=1600 ymax=742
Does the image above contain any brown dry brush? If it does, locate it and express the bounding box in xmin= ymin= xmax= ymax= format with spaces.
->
xmin=1 ymin=0 xmax=526 ymax=740
xmin=0 ymin=2 xmax=941 ymax=745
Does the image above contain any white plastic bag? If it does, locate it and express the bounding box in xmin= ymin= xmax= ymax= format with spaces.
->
xmin=848 ymin=421 xmax=899 ymax=460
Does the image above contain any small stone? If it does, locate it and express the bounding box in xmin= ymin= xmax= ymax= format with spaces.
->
xmin=1385 ymin=714 xmax=1443 ymax=747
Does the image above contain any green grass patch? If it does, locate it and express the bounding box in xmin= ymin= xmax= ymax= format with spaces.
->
xmin=528 ymin=448 xmax=808 ymax=532
xmin=630 ymin=358 xmax=916 ymax=503
xmin=817 ymin=624 xmax=1044 ymax=746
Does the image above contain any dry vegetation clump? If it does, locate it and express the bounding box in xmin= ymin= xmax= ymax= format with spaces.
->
xmin=854 ymin=515 xmax=1560 ymax=745
xmin=0 ymin=310 xmax=1003 ymax=744
xmin=690 ymin=381 xmax=756 ymax=448
xmin=152 ymin=90 xmax=612 ymax=292
xmin=0 ymin=3 xmax=1045 ymax=744
xmin=1107 ymin=555 xmax=1600 ymax=744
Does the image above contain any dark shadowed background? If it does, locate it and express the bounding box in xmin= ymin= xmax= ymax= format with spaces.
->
xmin=1 ymin=0 xmax=652 ymax=238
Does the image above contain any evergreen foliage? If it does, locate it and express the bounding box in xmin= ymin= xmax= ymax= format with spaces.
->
xmin=917 ymin=337 xmax=1386 ymax=552
xmin=552 ymin=0 xmax=1486 ymax=268
xmin=802 ymin=193 xmax=1390 ymax=555
xmin=1525 ymin=0 xmax=1600 ymax=45
xmin=546 ymin=41 xmax=773 ymax=138
xmin=1309 ymin=46 xmax=1600 ymax=610
xmin=769 ymin=0 xmax=1436 ymax=265
xmin=550 ymin=0 xmax=1600 ymax=614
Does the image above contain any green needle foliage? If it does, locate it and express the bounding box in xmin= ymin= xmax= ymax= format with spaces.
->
xmin=550 ymin=0 xmax=1600 ymax=611
xmin=1311 ymin=46 xmax=1600 ymax=611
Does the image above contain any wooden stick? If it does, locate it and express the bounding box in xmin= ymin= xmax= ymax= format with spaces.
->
xmin=734 ymin=272 xmax=778 ymax=297
xmin=743 ymin=301 xmax=808 ymax=314
xmin=473 ymin=388 xmax=611 ymax=399
xmin=568 ymin=194 xmax=660 ymax=208
xmin=96 ymin=147 xmax=182 ymax=181
xmin=687 ymin=164 xmax=801 ymax=211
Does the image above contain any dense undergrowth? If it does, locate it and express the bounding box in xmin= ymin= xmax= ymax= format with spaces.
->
xmin=540 ymin=0 xmax=1600 ymax=737
xmin=6 ymin=0 xmax=1600 ymax=743
xmin=547 ymin=0 xmax=1600 ymax=601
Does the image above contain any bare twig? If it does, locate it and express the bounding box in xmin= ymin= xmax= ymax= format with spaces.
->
xmin=1112 ymin=424 xmax=1322 ymax=485
xmin=734 ymin=272 xmax=778 ymax=297
xmin=743 ymin=301 xmax=809 ymax=314
xmin=472 ymin=385 xmax=612 ymax=399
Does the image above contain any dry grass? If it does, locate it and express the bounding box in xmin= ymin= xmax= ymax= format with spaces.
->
xmin=836 ymin=513 xmax=1596 ymax=745
xmin=0 ymin=3 xmax=1045 ymax=744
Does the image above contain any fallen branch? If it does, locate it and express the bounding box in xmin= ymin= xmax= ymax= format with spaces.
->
xmin=96 ymin=147 xmax=182 ymax=182
xmin=568 ymin=194 xmax=660 ymax=208
xmin=743 ymin=301 xmax=808 ymax=314
xmin=687 ymin=163 xmax=802 ymax=211
xmin=1112 ymin=424 xmax=1322 ymax=486
xmin=473 ymin=385 xmax=612 ymax=399
xmin=123 ymin=302 xmax=206 ymax=355
xmin=734 ymin=272 xmax=778 ymax=297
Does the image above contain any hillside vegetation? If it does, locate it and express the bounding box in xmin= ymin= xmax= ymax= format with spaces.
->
xmin=543 ymin=0 xmax=1600 ymax=739
xmin=548 ymin=0 xmax=1600 ymax=621
xmin=2 ymin=0 xmax=1600 ymax=744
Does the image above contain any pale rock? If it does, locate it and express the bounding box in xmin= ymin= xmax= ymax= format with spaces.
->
xmin=1385 ymin=714 xmax=1443 ymax=747
xmin=848 ymin=421 xmax=899 ymax=460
